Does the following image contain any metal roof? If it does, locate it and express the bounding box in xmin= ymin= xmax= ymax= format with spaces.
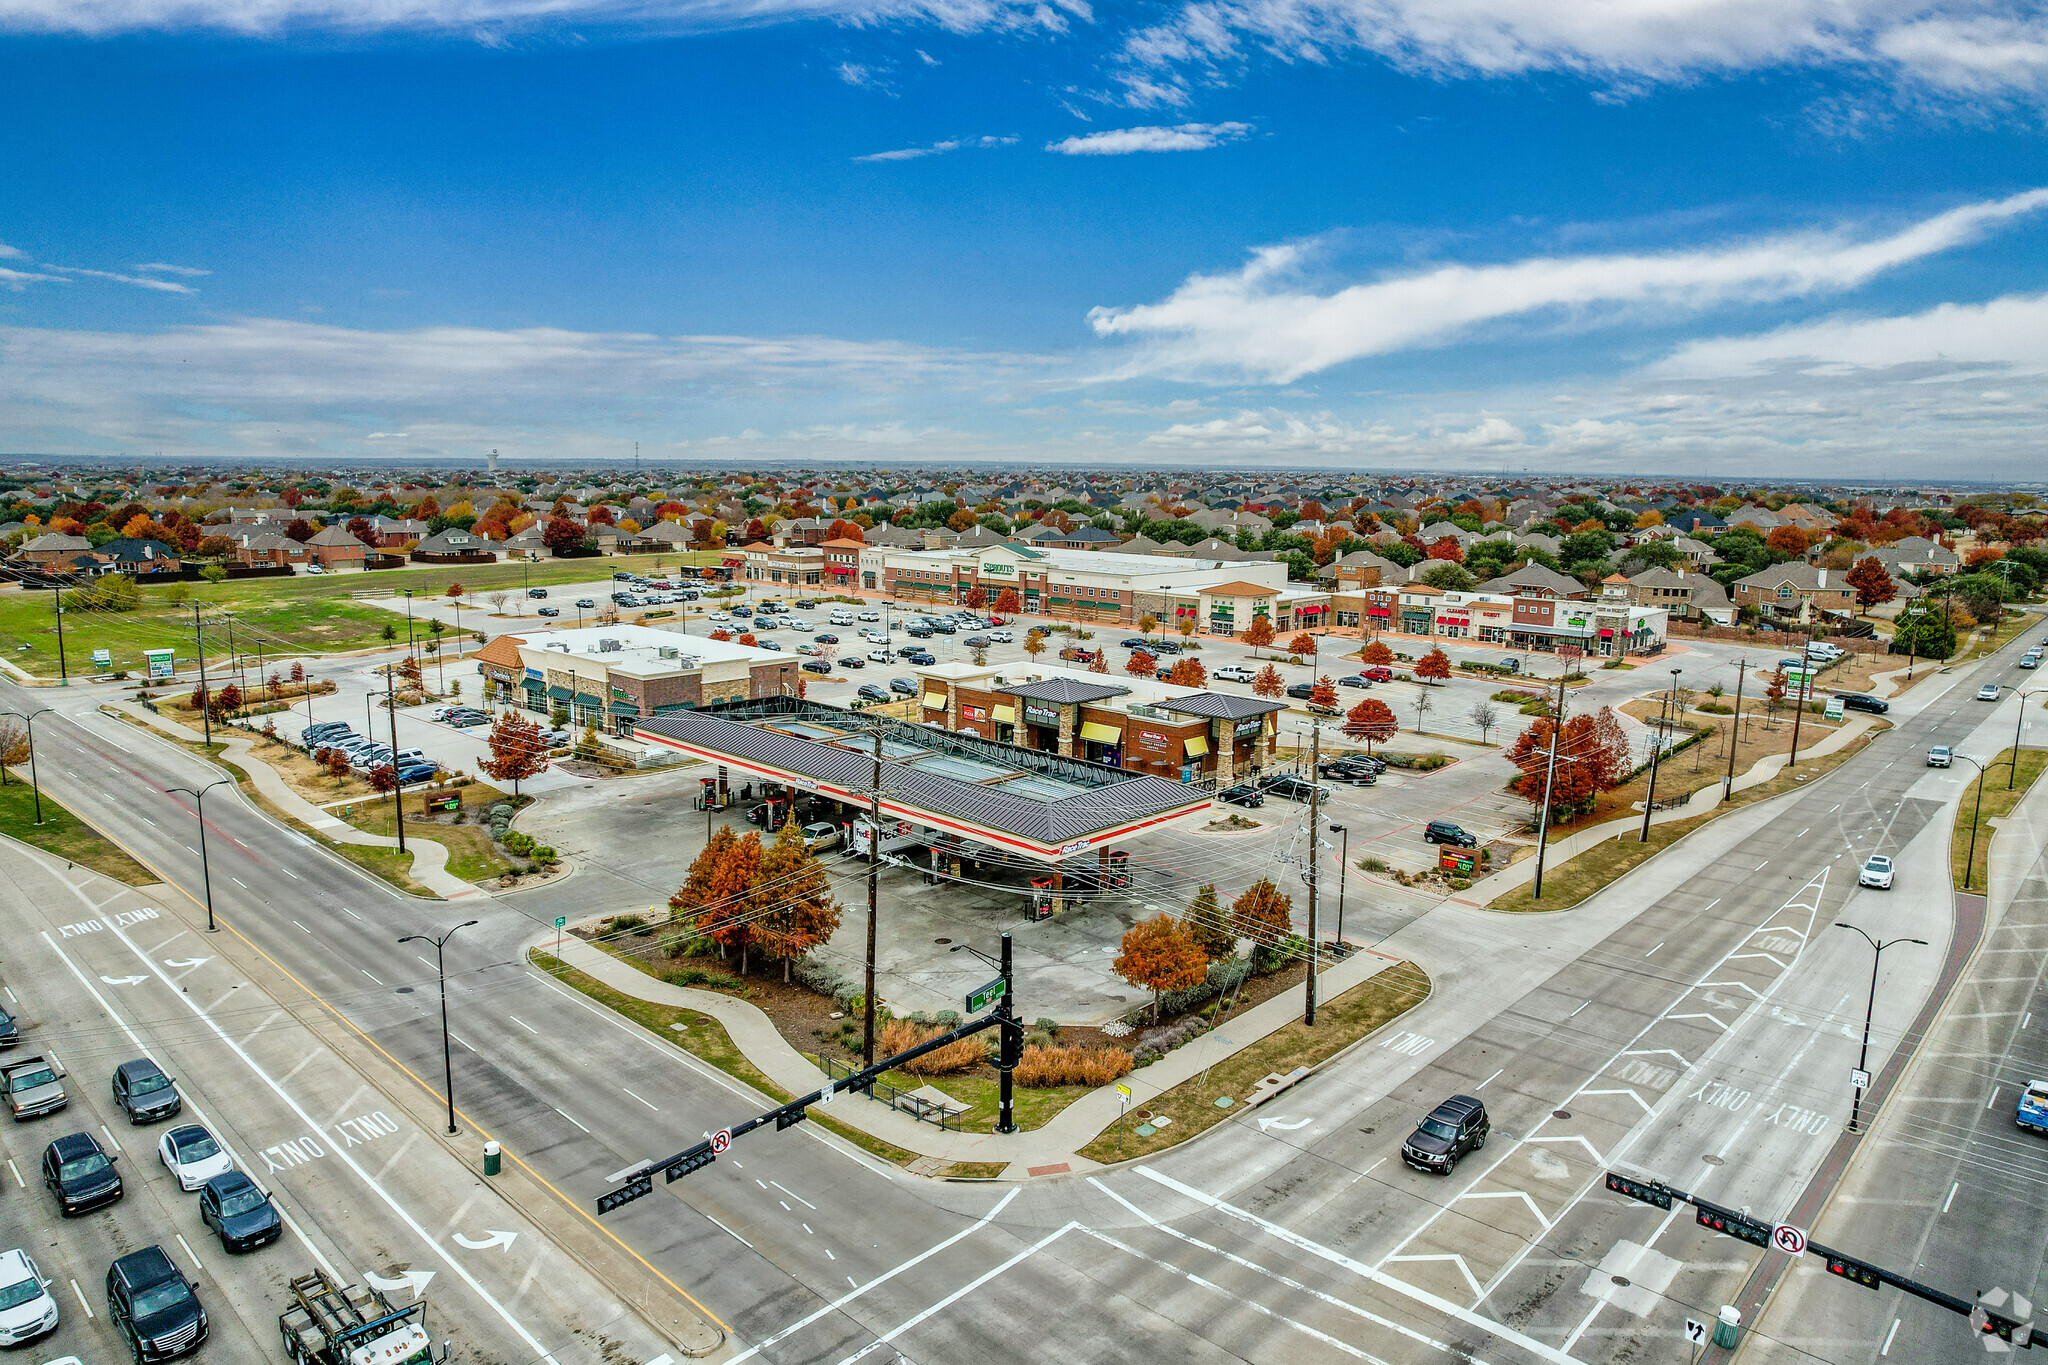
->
xmin=1153 ymin=693 xmax=1289 ymax=720
xmin=635 ymin=706 xmax=1207 ymax=858
xmin=993 ymin=677 xmax=1130 ymax=705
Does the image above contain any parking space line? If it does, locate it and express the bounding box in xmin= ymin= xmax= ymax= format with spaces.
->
xmin=70 ymin=1278 xmax=93 ymax=1318
xmin=4 ymin=1159 xmax=19 ymax=1188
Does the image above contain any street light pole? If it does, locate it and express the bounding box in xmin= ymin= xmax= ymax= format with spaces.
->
xmin=1329 ymin=822 xmax=1348 ymax=950
xmin=1723 ymin=657 xmax=1747 ymax=802
xmin=2010 ymin=690 xmax=2043 ymax=790
xmin=1639 ymin=667 xmax=1680 ymax=842
xmin=165 ymin=778 xmax=231 ymax=932
xmin=1836 ymin=923 xmax=1926 ymax=1133
xmin=1 ymin=708 xmax=52 ymax=823
xmin=1531 ymin=669 xmax=1568 ymax=899
xmin=1953 ymin=753 xmax=2013 ymax=893
xmin=399 ymin=920 xmax=479 ymax=1135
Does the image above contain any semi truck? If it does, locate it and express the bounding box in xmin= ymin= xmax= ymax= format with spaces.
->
xmin=2 ymin=1053 xmax=67 ymax=1120
xmin=278 ymin=1271 xmax=443 ymax=1365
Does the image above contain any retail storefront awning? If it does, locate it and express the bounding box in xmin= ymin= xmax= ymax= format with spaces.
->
xmin=1182 ymin=735 xmax=1209 ymax=756
xmin=991 ymin=705 xmax=1015 ymax=725
xmin=573 ymin=692 xmax=603 ymax=708
xmin=609 ymin=700 xmax=640 ymax=715
xmin=922 ymin=692 xmax=947 ymax=710
xmin=1079 ymin=721 xmax=1122 ymax=745
xmin=546 ymin=684 xmax=572 ymax=700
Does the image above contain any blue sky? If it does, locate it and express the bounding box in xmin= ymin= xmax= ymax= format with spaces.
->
xmin=3 ymin=0 xmax=2047 ymax=477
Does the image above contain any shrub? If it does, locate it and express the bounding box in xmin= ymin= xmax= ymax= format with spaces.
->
xmin=1034 ymin=1017 xmax=1059 ymax=1036
xmin=1255 ymin=931 xmax=1307 ymax=974
xmin=876 ymin=1019 xmax=985 ymax=1075
xmin=1013 ymin=1043 xmax=1134 ymax=1088
xmin=533 ymin=846 xmax=558 ymax=865
xmin=1384 ymin=752 xmax=1450 ymax=770
xmin=1697 ymin=702 xmax=1734 ymax=714
xmin=665 ymin=966 xmax=739 ymax=990
xmin=794 ymin=956 xmax=854 ymax=1000
xmin=603 ymin=914 xmax=647 ymax=934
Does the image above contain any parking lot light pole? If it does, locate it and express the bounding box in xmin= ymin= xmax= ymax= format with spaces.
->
xmin=1639 ymin=667 xmax=1681 ymax=843
xmin=400 ymin=920 xmax=479 ymax=1134
xmin=165 ymin=777 xmax=231 ymax=932
xmin=2 ymin=707 xmax=53 ymax=824
xmin=1836 ymin=923 xmax=1926 ymax=1133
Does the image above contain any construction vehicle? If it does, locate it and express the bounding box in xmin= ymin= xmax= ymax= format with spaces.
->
xmin=277 ymin=1270 xmax=442 ymax=1365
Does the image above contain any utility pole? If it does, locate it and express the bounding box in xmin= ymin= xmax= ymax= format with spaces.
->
xmin=1723 ymin=657 xmax=1747 ymax=801
xmin=1640 ymin=667 xmax=1680 ymax=842
xmin=225 ymin=614 xmax=240 ymax=695
xmin=385 ymin=665 xmax=406 ymax=854
xmin=864 ymin=725 xmax=882 ymax=1066
xmin=1788 ymin=626 xmax=1814 ymax=763
xmin=1531 ymin=669 xmax=1569 ymax=899
xmin=1305 ymin=722 xmax=1321 ymax=1026
xmin=192 ymin=604 xmax=213 ymax=744
xmin=50 ymin=584 xmax=67 ymax=683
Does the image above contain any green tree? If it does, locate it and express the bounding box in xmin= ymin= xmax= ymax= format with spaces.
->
xmin=1183 ymin=884 xmax=1236 ymax=960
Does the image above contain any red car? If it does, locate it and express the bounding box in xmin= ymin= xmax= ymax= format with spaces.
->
xmin=1360 ymin=666 xmax=1394 ymax=682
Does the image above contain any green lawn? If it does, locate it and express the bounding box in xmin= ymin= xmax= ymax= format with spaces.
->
xmin=0 ymin=550 xmax=719 ymax=679
xmin=0 ymin=778 xmax=156 ymax=885
xmin=1952 ymin=747 xmax=2048 ymax=893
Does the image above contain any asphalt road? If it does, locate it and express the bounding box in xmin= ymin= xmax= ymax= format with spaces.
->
xmin=0 ymin=613 xmax=2034 ymax=1365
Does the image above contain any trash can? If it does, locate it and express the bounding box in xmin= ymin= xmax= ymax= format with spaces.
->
xmin=482 ymin=1140 xmax=501 ymax=1177
xmin=1713 ymin=1306 xmax=1740 ymax=1348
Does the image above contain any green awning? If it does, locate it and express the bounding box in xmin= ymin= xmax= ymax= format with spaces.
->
xmin=608 ymin=700 xmax=640 ymax=715
xmin=520 ymin=677 xmax=546 ymax=692
xmin=546 ymin=684 xmax=572 ymax=700
xmin=572 ymin=691 xmax=603 ymax=708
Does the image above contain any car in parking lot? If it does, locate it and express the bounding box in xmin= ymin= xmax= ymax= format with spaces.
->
xmin=1212 ymin=664 xmax=1256 ymax=683
xmin=0 ymin=1249 xmax=58 ymax=1347
xmin=1401 ymin=1095 xmax=1489 ymax=1174
xmin=1928 ymin=745 xmax=1952 ymax=767
xmin=1338 ymin=674 xmax=1373 ymax=688
xmin=857 ymin=683 xmax=891 ymax=703
xmin=1285 ymin=683 xmax=1315 ymax=700
xmin=987 ymin=629 xmax=1013 ymax=643
xmin=904 ymin=650 xmax=936 ymax=665
xmin=963 ymin=636 xmax=990 ymax=649
xmin=815 ymin=633 xmax=839 ymax=644
xmin=840 ymin=656 xmax=865 ymax=669
xmin=537 ymin=606 xmax=560 ymax=617
xmin=1979 ymin=683 xmax=2002 ymax=701
xmin=897 ymin=643 xmax=927 ymax=657
xmin=801 ymin=821 xmax=840 ymax=852
xmin=1259 ymin=773 xmax=1331 ymax=803
xmin=1359 ymin=666 xmax=1394 ymax=682
xmin=1495 ymin=656 xmax=1520 ymax=673
xmin=801 ymin=659 xmax=832 ymax=674
xmin=112 ymin=1059 xmax=181 ymax=1123
xmin=756 ymin=640 xmax=783 ymax=651
xmin=43 ymin=1131 xmax=123 ymax=1214
xmin=159 ymin=1124 xmax=233 ymax=1191
xmin=1216 ymin=784 xmax=1265 ymax=807
xmin=1424 ymin=820 xmax=1478 ymax=848
xmin=789 ymin=618 xmax=814 ymax=631
xmin=1318 ymin=759 xmax=1378 ymax=785
xmin=525 ymin=587 xmax=548 ymax=598
xmin=858 ymin=610 xmax=881 ymax=621
xmin=396 ymin=763 xmax=437 ymax=784
xmin=890 ymin=676 xmax=918 ymax=696
xmin=0 ymin=1004 xmax=14 ymax=1050
xmin=867 ymin=649 xmax=894 ymax=664
xmin=106 ymin=1245 xmax=208 ymax=1362
xmin=1859 ymin=854 xmax=1895 ymax=889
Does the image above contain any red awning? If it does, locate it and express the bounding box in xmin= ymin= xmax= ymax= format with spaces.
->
xmin=1598 ymin=628 xmax=1614 ymax=636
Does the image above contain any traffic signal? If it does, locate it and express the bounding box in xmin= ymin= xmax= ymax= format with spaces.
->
xmin=1605 ymin=1172 xmax=1673 ymax=1209
xmin=664 ymin=1149 xmax=717 ymax=1183
xmin=1973 ymin=1288 xmax=2036 ymax=1349
xmin=1825 ymin=1252 xmax=1883 ymax=1291
xmin=1694 ymin=1198 xmax=1772 ymax=1248
xmin=597 ymin=1175 xmax=654 ymax=1215
xmin=776 ymin=1106 xmax=808 ymax=1131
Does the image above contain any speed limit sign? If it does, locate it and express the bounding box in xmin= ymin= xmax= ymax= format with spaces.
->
xmin=710 ymin=1128 xmax=732 ymax=1155
xmin=1772 ymin=1223 xmax=1808 ymax=1256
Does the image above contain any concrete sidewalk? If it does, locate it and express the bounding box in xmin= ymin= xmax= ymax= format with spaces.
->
xmin=544 ymin=924 xmax=1408 ymax=1176
xmin=101 ymin=699 xmax=489 ymax=901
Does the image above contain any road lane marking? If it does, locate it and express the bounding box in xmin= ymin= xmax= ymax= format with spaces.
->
xmin=416 ymin=956 xmax=435 ymax=970
xmin=175 ymin=1233 xmax=205 ymax=1272
xmin=772 ymin=1180 xmax=816 ymax=1209
xmin=4 ymin=1159 xmax=19 ymax=1188
xmin=293 ymin=920 xmax=311 ymax=933
xmin=509 ymin=1015 xmax=538 ymax=1033
xmin=282 ymin=867 xmax=298 ymax=879
xmin=362 ymin=969 xmax=382 ymax=984
xmin=722 ymin=1188 xmax=1019 ymax=1365
xmin=622 ymin=1087 xmax=659 ymax=1111
xmin=829 ymin=1223 xmax=1078 ymax=1365
xmin=1944 ymin=1181 xmax=1959 ymax=1213
xmin=1567 ymin=1001 xmax=1589 ymax=1017
xmin=706 ymin=1214 xmax=752 ymax=1248
xmin=69 ymin=1279 xmax=92 ymax=1318
xmin=1478 ymin=1068 xmax=1503 ymax=1089
xmin=555 ymin=1107 xmax=589 ymax=1133
xmin=1883 ymin=1318 xmax=1901 ymax=1355
xmin=1644 ymin=942 xmax=1663 ymax=958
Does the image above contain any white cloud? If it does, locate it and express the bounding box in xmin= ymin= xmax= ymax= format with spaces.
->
xmin=1442 ymin=415 xmax=1523 ymax=449
xmin=0 ymin=0 xmax=1090 ymax=36
xmin=1047 ymin=120 xmax=1252 ymax=153
xmin=1116 ymin=0 xmax=2048 ymax=105
xmin=45 ymin=265 xmax=200 ymax=294
xmin=0 ymin=265 xmax=67 ymax=291
xmin=133 ymin=261 xmax=210 ymax=277
xmin=855 ymin=134 xmax=1014 ymax=161
xmin=1656 ymin=290 xmax=2048 ymax=377
xmin=0 ymin=241 xmax=24 ymax=260
xmin=1088 ymin=187 xmax=2048 ymax=382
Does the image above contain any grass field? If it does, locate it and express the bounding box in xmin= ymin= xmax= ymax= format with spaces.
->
xmin=0 ymin=777 xmax=156 ymax=885
xmin=333 ymin=782 xmax=512 ymax=884
xmin=1078 ymin=960 xmax=1430 ymax=1164
xmin=0 ymin=550 xmax=720 ymax=679
xmin=1952 ymin=747 xmax=2048 ymax=893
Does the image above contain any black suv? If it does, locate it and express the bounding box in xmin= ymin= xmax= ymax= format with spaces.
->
xmin=0 ymin=1002 xmax=16 ymax=1049
xmin=1217 ymin=784 xmax=1265 ymax=807
xmin=1833 ymin=693 xmax=1891 ymax=715
xmin=107 ymin=1246 xmax=208 ymax=1363
xmin=1424 ymin=820 xmax=1477 ymax=848
xmin=111 ymin=1059 xmax=182 ymax=1123
xmin=1319 ymin=759 xmax=1378 ymax=786
xmin=1402 ymin=1094 xmax=1489 ymax=1174
xmin=1260 ymin=774 xmax=1332 ymax=803
xmin=43 ymin=1131 xmax=123 ymax=1214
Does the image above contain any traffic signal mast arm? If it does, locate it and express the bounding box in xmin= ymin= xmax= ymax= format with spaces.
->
xmin=1606 ymin=1172 xmax=2045 ymax=1347
xmin=600 ymin=1004 xmax=1023 ymax=1215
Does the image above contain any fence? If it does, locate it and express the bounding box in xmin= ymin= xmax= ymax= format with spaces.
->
xmin=817 ymin=1055 xmax=965 ymax=1129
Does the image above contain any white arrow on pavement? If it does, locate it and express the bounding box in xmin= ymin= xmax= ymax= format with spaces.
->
xmin=363 ymin=1269 xmax=436 ymax=1301
xmin=452 ymin=1230 xmax=519 ymax=1252
xmin=98 ymin=975 xmax=149 ymax=986
xmin=1256 ymin=1115 xmax=1312 ymax=1133
xmin=163 ymin=958 xmax=212 ymax=969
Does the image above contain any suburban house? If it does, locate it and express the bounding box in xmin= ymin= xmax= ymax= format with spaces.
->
xmin=305 ymin=524 xmax=368 ymax=570
xmin=1615 ymin=567 xmax=1733 ymax=624
xmin=1732 ymin=563 xmax=1855 ymax=623
xmin=410 ymin=528 xmax=498 ymax=564
xmin=233 ymin=530 xmax=309 ymax=568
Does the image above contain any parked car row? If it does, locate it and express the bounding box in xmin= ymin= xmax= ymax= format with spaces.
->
xmin=297 ymin=722 xmax=440 ymax=784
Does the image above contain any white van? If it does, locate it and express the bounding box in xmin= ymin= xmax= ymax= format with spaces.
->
xmin=829 ymin=610 xmax=855 ymax=627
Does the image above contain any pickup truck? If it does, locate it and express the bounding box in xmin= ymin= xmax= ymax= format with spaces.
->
xmin=2017 ymin=1080 xmax=2048 ymax=1135
xmin=3 ymin=1054 xmax=67 ymax=1120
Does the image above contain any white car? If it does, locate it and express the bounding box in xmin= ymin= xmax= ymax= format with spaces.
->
xmin=1928 ymin=746 xmax=1952 ymax=767
xmin=0 ymin=1249 xmax=57 ymax=1347
xmin=867 ymin=649 xmax=894 ymax=664
xmin=1979 ymin=684 xmax=2001 ymax=701
xmin=789 ymin=618 xmax=814 ymax=630
xmin=800 ymin=821 xmax=841 ymax=852
xmin=863 ymin=629 xmax=889 ymax=644
xmin=1213 ymin=664 xmax=1256 ymax=683
xmin=1858 ymin=854 xmax=1895 ymax=889
xmin=987 ymin=629 xmax=1014 ymax=643
xmin=159 ymin=1123 xmax=234 ymax=1190
xmin=858 ymin=610 xmax=881 ymax=621
xmin=708 ymin=611 xmax=731 ymax=622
